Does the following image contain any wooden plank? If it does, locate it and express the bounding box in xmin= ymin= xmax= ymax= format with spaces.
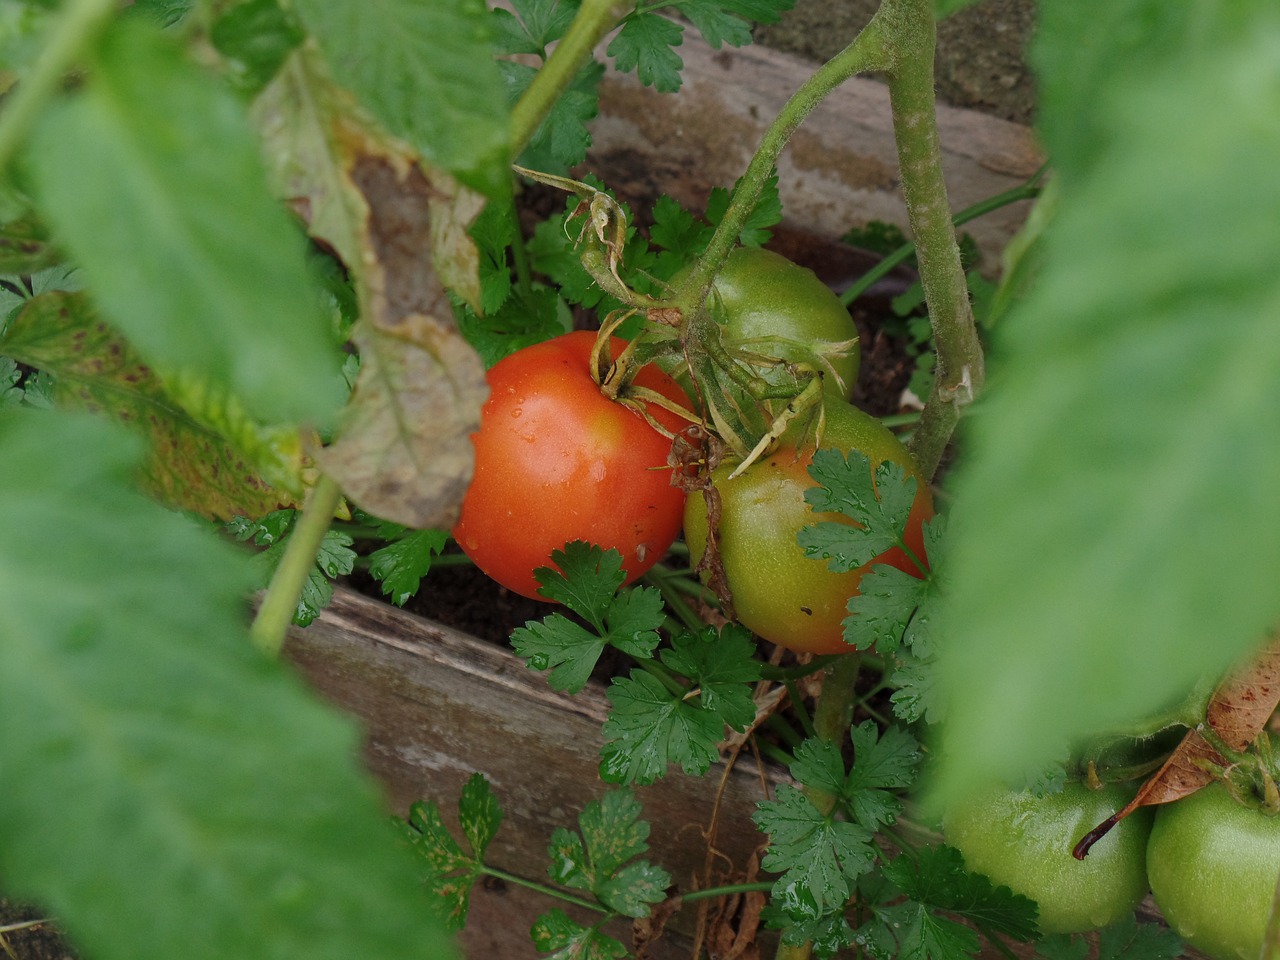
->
xmin=583 ymin=22 xmax=1044 ymax=269
xmin=284 ymin=587 xmax=782 ymax=958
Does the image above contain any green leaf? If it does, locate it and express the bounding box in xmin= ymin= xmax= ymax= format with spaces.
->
xmin=501 ymin=58 xmax=604 ymax=174
xmin=209 ymin=0 xmax=303 ymax=95
xmin=799 ymin=450 xmax=921 ymax=573
xmin=706 ymin=169 xmax=783 ymax=248
xmin=659 ymin=623 xmax=762 ymax=730
xmin=545 ymin=790 xmax=670 ymax=918
xmin=601 ymin=671 xmax=726 ymax=784
xmin=249 ymin=527 xmax=353 ymax=628
xmin=607 ymin=13 xmax=685 ymax=94
xmin=511 ymin=614 xmax=607 ymax=694
xmin=0 ymin=291 xmax=308 ymax=518
xmin=367 ymin=528 xmax=449 ymax=606
xmin=753 ymin=785 xmax=876 ymax=917
xmin=0 ymin=410 xmax=454 ymax=960
xmin=402 ymin=773 xmax=501 ymax=931
xmin=292 ymin=0 xmax=508 ymax=195
xmin=931 ymin=3 xmax=1280 ymax=798
xmin=842 ymin=563 xmax=929 ymax=653
xmin=534 ymin=541 xmax=628 ymax=625
xmin=491 ymin=0 xmax=578 ymax=55
xmin=26 ymin=19 xmax=345 ymax=427
xmin=531 ymin=909 xmax=628 ymax=960
xmin=1096 ymin=914 xmax=1184 ymax=960
xmin=0 ymin=356 xmax=21 ymax=407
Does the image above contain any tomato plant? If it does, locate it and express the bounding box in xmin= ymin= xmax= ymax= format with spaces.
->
xmin=682 ymin=398 xmax=932 ymax=655
xmin=453 ymin=330 xmax=690 ymax=600
xmin=700 ymin=246 xmax=861 ymax=397
xmin=1147 ymin=781 xmax=1280 ymax=960
xmin=943 ymin=781 xmax=1154 ymax=934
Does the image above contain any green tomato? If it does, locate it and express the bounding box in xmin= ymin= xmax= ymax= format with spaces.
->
xmin=682 ymin=398 xmax=931 ymax=655
xmin=1148 ymin=782 xmax=1280 ymax=960
xmin=943 ymin=781 xmax=1153 ymax=934
xmin=704 ymin=246 xmax=860 ymax=397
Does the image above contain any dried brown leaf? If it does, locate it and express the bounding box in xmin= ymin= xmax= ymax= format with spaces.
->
xmin=632 ymin=894 xmax=681 ymax=960
xmin=318 ymin=157 xmax=487 ymax=528
xmin=1076 ymin=633 xmax=1280 ymax=857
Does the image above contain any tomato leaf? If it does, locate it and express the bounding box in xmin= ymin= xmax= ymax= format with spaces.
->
xmin=27 ymin=19 xmax=346 ymax=427
xmin=799 ymin=451 xmax=921 ymax=573
xmin=545 ymin=790 xmax=671 ymax=918
xmin=0 ymin=411 xmax=454 ymax=960
xmin=930 ymin=2 xmax=1280 ymax=798
xmin=367 ymin=528 xmax=449 ymax=607
xmin=531 ymin=909 xmax=628 ymax=960
xmin=753 ymin=785 xmax=876 ymax=918
xmin=291 ymin=0 xmax=508 ymax=196
xmin=401 ymin=773 xmax=502 ymax=932
xmin=1 ymin=291 xmax=307 ymax=519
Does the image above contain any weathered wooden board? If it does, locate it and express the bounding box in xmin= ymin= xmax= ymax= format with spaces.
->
xmin=284 ymin=587 xmax=782 ymax=958
xmin=581 ymin=20 xmax=1044 ymax=270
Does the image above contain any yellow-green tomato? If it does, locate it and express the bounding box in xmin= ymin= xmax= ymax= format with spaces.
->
xmin=1147 ymin=782 xmax=1280 ymax=960
xmin=706 ymin=247 xmax=860 ymax=397
xmin=682 ymin=399 xmax=931 ymax=655
xmin=943 ymin=782 xmax=1153 ymax=934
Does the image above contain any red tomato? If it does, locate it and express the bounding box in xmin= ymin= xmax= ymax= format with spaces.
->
xmin=454 ymin=330 xmax=690 ymax=600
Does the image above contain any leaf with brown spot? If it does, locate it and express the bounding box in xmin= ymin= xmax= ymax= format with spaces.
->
xmin=317 ymin=157 xmax=487 ymax=528
xmin=0 ymin=292 xmax=305 ymax=519
xmin=1075 ymin=634 xmax=1280 ymax=858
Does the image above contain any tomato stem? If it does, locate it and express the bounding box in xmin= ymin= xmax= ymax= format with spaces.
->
xmin=507 ymin=0 xmax=632 ymax=162
xmin=878 ymin=0 xmax=986 ymax=481
xmin=250 ymin=474 xmax=344 ymax=657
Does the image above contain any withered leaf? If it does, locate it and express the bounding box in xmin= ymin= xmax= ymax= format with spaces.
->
xmin=317 ymin=157 xmax=487 ymax=528
xmin=0 ymin=291 xmax=305 ymax=519
xmin=1076 ymin=634 xmax=1280 ymax=858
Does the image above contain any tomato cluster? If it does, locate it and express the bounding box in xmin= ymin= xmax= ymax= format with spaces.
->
xmin=943 ymin=775 xmax=1280 ymax=954
xmin=454 ymin=247 xmax=929 ymax=657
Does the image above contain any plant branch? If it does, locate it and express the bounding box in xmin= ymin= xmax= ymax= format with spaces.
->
xmin=680 ymin=16 xmax=891 ymax=308
xmin=840 ymin=170 xmax=1046 ymax=307
xmin=250 ymin=474 xmax=343 ymax=656
xmin=878 ymin=0 xmax=985 ymax=480
xmin=0 ymin=0 xmax=117 ymax=173
xmin=480 ymin=865 xmax=606 ymax=914
xmin=508 ymin=0 xmax=632 ymax=160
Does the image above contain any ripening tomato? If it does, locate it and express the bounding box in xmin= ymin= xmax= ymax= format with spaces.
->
xmin=453 ymin=330 xmax=691 ymax=600
xmin=944 ymin=781 xmax=1153 ymax=935
xmin=677 ymin=247 xmax=860 ymax=398
xmin=682 ymin=398 xmax=932 ymax=655
xmin=1147 ymin=781 xmax=1280 ymax=960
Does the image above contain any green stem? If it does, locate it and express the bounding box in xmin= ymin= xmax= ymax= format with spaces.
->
xmin=878 ymin=0 xmax=984 ymax=481
xmin=641 ymin=563 xmax=705 ymax=634
xmin=508 ymin=0 xmax=631 ymax=160
xmin=681 ymin=16 xmax=892 ymax=307
xmin=480 ymin=865 xmax=606 ymax=914
xmin=635 ymin=655 xmax=688 ymax=698
xmin=839 ymin=172 xmax=1046 ymax=307
xmin=682 ymin=880 xmax=775 ymax=902
xmin=0 ymin=0 xmax=117 ymax=172
xmin=250 ymin=474 xmax=343 ymax=656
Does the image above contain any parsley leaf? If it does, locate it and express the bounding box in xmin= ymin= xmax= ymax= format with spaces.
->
xmin=491 ymin=0 xmax=579 ymax=56
xmin=402 ymin=773 xmax=503 ymax=931
xmin=842 ymin=563 xmax=930 ymax=652
xmin=607 ymin=13 xmax=685 ymax=93
xmin=706 ymin=169 xmax=783 ymax=247
xmin=798 ymin=449 xmax=924 ymax=574
xmin=545 ymin=789 xmax=671 ymax=917
xmin=511 ymin=542 xmax=664 ymax=693
xmin=238 ymin=513 xmax=353 ymax=627
xmin=367 ymin=528 xmax=448 ymax=606
xmin=1038 ymin=914 xmax=1184 ymax=960
xmin=754 ymin=785 xmax=876 ymax=917
xmin=879 ymin=845 xmax=1040 ymax=955
xmin=531 ymin=909 xmax=628 ymax=960
xmin=600 ymin=624 xmax=761 ymax=784
xmin=500 ymin=58 xmax=604 ymax=173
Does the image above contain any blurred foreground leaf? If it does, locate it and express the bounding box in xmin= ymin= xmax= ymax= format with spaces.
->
xmin=931 ymin=3 xmax=1280 ymax=798
xmin=0 ymin=410 xmax=453 ymax=960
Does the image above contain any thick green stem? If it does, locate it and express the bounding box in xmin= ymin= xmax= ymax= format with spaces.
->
xmin=879 ymin=0 xmax=984 ymax=480
xmin=0 ymin=0 xmax=116 ymax=172
xmin=508 ymin=0 xmax=631 ymax=160
xmin=250 ymin=474 xmax=343 ymax=657
xmin=682 ymin=18 xmax=891 ymax=307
